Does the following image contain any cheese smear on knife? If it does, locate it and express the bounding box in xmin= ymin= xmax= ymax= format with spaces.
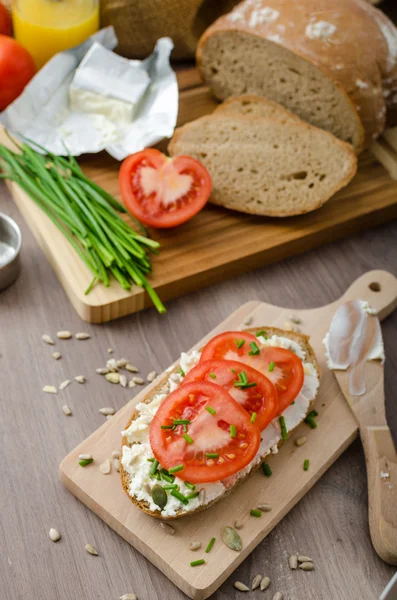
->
xmin=121 ymin=335 xmax=319 ymax=518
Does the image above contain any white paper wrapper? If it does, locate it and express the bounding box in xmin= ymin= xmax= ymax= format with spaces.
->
xmin=0 ymin=28 xmax=178 ymax=160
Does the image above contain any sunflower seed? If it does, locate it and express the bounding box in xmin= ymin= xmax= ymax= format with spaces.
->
xmin=125 ymin=363 xmax=139 ymax=373
xmin=120 ymin=595 xmax=137 ymax=600
xmin=258 ymin=503 xmax=272 ymax=512
xmin=299 ymin=561 xmax=314 ymax=571
xmin=117 ymin=358 xmax=128 ymax=368
xmin=199 ymin=488 xmax=206 ymax=504
xmin=298 ymin=555 xmax=313 ymax=563
xmin=85 ymin=543 xmax=99 ymax=556
xmin=42 ymin=334 xmax=55 ymax=345
xmin=234 ymin=520 xmax=243 ymax=530
xmin=295 ymin=436 xmax=308 ymax=447
xmin=260 ymin=577 xmax=271 ymax=591
xmin=242 ymin=316 xmax=253 ymax=326
xmin=100 ymin=459 xmax=111 ymax=474
xmin=106 ymin=415 xmax=113 ymax=420
xmin=59 ymin=379 xmax=71 ymax=391
xmin=75 ymin=332 xmax=90 ymax=340
xmin=57 ymin=331 xmax=72 ymax=339
xmin=222 ymin=526 xmax=242 ymax=551
xmin=108 ymin=348 xmax=113 ymax=354
xmin=290 ymin=315 xmax=302 ymax=324
xmin=272 ymin=593 xmax=283 ymax=600
xmin=96 ymin=368 xmax=109 ymax=375
xmin=113 ymin=458 xmax=120 ymax=472
xmin=251 ymin=574 xmax=262 ymax=590
xmin=99 ymin=407 xmax=116 ymax=416
xmin=119 ymin=374 xmax=128 ymax=388
xmin=52 ymin=352 xmax=61 ymax=360
xmin=128 ymin=379 xmax=136 ymax=388
xmin=62 ymin=404 xmax=72 ymax=416
xmin=106 ymin=358 xmax=118 ymax=372
xmin=132 ymin=376 xmax=144 ymax=385
xmin=74 ymin=375 xmax=86 ymax=384
xmin=234 ymin=581 xmax=249 ymax=592
xmin=147 ymin=371 xmax=157 ymax=383
xmin=160 ymin=522 xmax=175 ymax=536
xmin=105 ymin=372 xmax=120 ymax=384
xmin=79 ymin=454 xmax=93 ymax=461
xmin=189 ymin=541 xmax=201 ymax=551
xmin=112 ymin=450 xmax=120 ymax=459
xmin=49 ymin=528 xmax=61 ymax=542
xmin=43 ymin=385 xmax=57 ymax=394
xmin=289 ymin=554 xmax=298 ymax=570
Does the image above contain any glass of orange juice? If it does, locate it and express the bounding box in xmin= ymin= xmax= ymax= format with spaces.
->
xmin=12 ymin=0 xmax=99 ymax=69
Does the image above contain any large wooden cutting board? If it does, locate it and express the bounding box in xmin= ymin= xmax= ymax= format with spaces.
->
xmin=60 ymin=270 xmax=397 ymax=600
xmin=3 ymin=70 xmax=397 ymax=323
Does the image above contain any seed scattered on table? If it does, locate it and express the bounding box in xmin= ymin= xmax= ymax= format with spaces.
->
xmin=79 ymin=454 xmax=93 ymax=461
xmin=62 ymin=404 xmax=72 ymax=416
xmin=107 ymin=348 xmax=113 ymax=354
xmin=298 ymin=555 xmax=313 ymax=563
xmin=125 ymin=363 xmax=139 ymax=373
xmin=85 ymin=543 xmax=99 ymax=556
xmin=258 ymin=503 xmax=272 ymax=512
xmin=59 ymin=379 xmax=71 ymax=391
xmin=42 ymin=334 xmax=55 ymax=345
xmin=75 ymin=375 xmax=86 ymax=384
xmin=106 ymin=358 xmax=118 ymax=372
xmin=160 ymin=522 xmax=175 ymax=536
xmin=221 ymin=526 xmax=242 ymax=551
xmin=117 ymin=358 xmax=128 ymax=368
xmin=289 ymin=554 xmax=298 ymax=570
xmin=100 ymin=459 xmax=111 ymax=474
xmin=299 ymin=562 xmax=314 ymax=571
xmin=234 ymin=520 xmax=243 ymax=530
xmin=251 ymin=574 xmax=262 ymax=590
xmin=99 ymin=407 xmax=115 ymax=416
xmin=272 ymin=593 xmax=283 ymax=600
xmin=75 ymin=332 xmax=90 ymax=340
xmin=128 ymin=380 xmax=136 ymax=388
xmin=105 ymin=372 xmax=120 ymax=384
xmin=120 ymin=594 xmax=137 ymax=600
xmin=119 ymin=374 xmax=127 ymax=388
xmin=43 ymin=385 xmax=57 ymax=394
xmin=234 ymin=581 xmax=249 ymax=592
xmin=113 ymin=458 xmax=120 ymax=472
xmin=290 ymin=315 xmax=302 ymax=324
xmin=260 ymin=577 xmax=271 ymax=591
xmin=106 ymin=415 xmax=113 ymax=420
xmin=49 ymin=528 xmax=61 ymax=542
xmin=96 ymin=368 xmax=109 ymax=375
xmin=283 ymin=320 xmax=299 ymax=332
xmin=147 ymin=371 xmax=157 ymax=382
xmin=295 ymin=436 xmax=307 ymax=447
xmin=189 ymin=541 xmax=201 ymax=551
xmin=52 ymin=352 xmax=61 ymax=360
xmin=57 ymin=331 xmax=72 ymax=339
xmin=112 ymin=450 xmax=120 ymax=459
xmin=132 ymin=376 xmax=144 ymax=385
xmin=242 ymin=316 xmax=253 ymax=326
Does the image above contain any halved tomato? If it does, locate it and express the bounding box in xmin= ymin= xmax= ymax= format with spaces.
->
xmin=183 ymin=360 xmax=278 ymax=431
xmin=119 ymin=149 xmax=212 ymax=228
xmin=200 ymin=332 xmax=304 ymax=414
xmin=150 ymin=381 xmax=260 ymax=483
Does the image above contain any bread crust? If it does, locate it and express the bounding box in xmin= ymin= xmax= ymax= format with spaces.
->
xmin=120 ymin=327 xmax=320 ymax=520
xmin=196 ymin=0 xmax=397 ymax=150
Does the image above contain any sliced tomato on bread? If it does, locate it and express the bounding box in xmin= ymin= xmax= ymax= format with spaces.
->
xmin=200 ymin=331 xmax=304 ymax=414
xmin=183 ymin=360 xmax=278 ymax=431
xmin=150 ymin=381 xmax=260 ymax=483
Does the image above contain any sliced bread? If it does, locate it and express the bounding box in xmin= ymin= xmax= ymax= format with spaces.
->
xmin=214 ymin=94 xmax=300 ymax=123
xmin=168 ymin=112 xmax=357 ymax=217
xmin=120 ymin=327 xmax=320 ymax=520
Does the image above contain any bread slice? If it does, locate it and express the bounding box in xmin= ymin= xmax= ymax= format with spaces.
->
xmin=168 ymin=113 xmax=357 ymax=217
xmin=120 ymin=327 xmax=320 ymax=520
xmin=214 ymin=94 xmax=300 ymax=124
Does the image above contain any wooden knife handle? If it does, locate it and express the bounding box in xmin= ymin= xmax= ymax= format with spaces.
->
xmin=360 ymin=425 xmax=397 ymax=565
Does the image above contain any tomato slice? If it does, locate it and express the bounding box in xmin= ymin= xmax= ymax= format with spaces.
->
xmin=200 ymin=332 xmax=304 ymax=414
xmin=183 ymin=360 xmax=278 ymax=431
xmin=119 ymin=149 xmax=212 ymax=229
xmin=149 ymin=381 xmax=260 ymax=483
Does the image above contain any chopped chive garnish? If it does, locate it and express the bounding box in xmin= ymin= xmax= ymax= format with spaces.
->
xmin=248 ymin=341 xmax=260 ymax=356
xmin=161 ymin=425 xmax=174 ymax=429
xmin=230 ymin=424 xmax=237 ymax=438
xmin=250 ymin=509 xmax=262 ymax=518
xmin=255 ymin=329 xmax=266 ymax=337
xmin=160 ymin=468 xmax=175 ymax=480
xmin=171 ymin=489 xmax=189 ymax=505
xmin=268 ymin=361 xmax=275 ymax=372
xmin=231 ymin=368 xmax=237 ymax=373
xmin=205 ymin=406 xmax=216 ymax=415
xmin=183 ymin=424 xmax=188 ymax=433
xmin=303 ymin=459 xmax=310 ymax=471
xmin=240 ymin=371 xmax=248 ymax=384
xmin=183 ymin=433 xmax=194 ymax=444
xmin=160 ymin=470 xmax=175 ymax=483
xmin=209 ymin=372 xmax=217 ymax=379
xmin=205 ymin=537 xmax=216 ymax=553
xmin=235 ymin=339 xmax=245 ymax=349
xmin=147 ymin=457 xmax=155 ymax=462
xmin=307 ymin=409 xmax=318 ymax=418
xmin=206 ymin=453 xmax=219 ymax=459
xmin=186 ymin=491 xmax=199 ymax=499
xmin=262 ymin=462 xmax=272 ymax=477
xmin=234 ymin=381 xmax=257 ymax=389
xmin=305 ymin=416 xmax=317 ymax=429
xmin=179 ymin=367 xmax=185 ymax=377
xmin=173 ymin=419 xmax=191 ymax=425
xmin=184 ymin=481 xmax=196 ymax=491
xmin=153 ymin=471 xmax=161 ymax=480
xmin=150 ymin=459 xmax=159 ymax=475
xmin=190 ymin=559 xmax=205 ymax=567
xmin=169 ymin=464 xmax=184 ymax=474
xmin=79 ymin=458 xmax=93 ymax=467
xmin=250 ymin=412 xmax=257 ymax=424
xmin=163 ymin=484 xmax=178 ymax=490
xmin=279 ymin=416 xmax=288 ymax=441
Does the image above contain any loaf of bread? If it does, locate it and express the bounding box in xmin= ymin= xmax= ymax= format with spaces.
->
xmin=214 ymin=94 xmax=300 ymax=123
xmin=197 ymin=0 xmax=397 ymax=152
xmin=169 ymin=101 xmax=357 ymax=217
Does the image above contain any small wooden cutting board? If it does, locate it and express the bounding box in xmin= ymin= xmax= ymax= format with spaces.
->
xmin=60 ymin=270 xmax=397 ymax=599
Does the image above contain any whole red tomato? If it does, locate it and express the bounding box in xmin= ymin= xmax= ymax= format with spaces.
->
xmin=0 ymin=3 xmax=11 ymax=36
xmin=0 ymin=35 xmax=36 ymax=111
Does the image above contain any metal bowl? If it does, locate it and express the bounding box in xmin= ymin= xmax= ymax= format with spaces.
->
xmin=0 ymin=213 xmax=22 ymax=291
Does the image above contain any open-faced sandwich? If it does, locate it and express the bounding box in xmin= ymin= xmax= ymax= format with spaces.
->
xmin=120 ymin=327 xmax=320 ymax=519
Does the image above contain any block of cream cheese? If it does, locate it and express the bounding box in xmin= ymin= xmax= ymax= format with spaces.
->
xmin=69 ymin=42 xmax=150 ymax=123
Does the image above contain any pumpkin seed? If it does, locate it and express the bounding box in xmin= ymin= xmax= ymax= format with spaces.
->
xmin=59 ymin=380 xmax=71 ymax=391
xmin=105 ymin=372 xmax=120 ymax=384
xmin=119 ymin=374 xmax=127 ymax=388
xmin=128 ymin=380 xmax=136 ymax=388
xmin=57 ymin=331 xmax=72 ymax=339
xmin=79 ymin=454 xmax=93 ymax=461
xmin=233 ymin=581 xmax=249 ymax=592
xmin=272 ymin=593 xmax=283 ymax=600
xmin=43 ymin=385 xmax=57 ymax=394
xmin=74 ymin=375 xmax=86 ymax=384
xmin=52 ymin=352 xmax=61 ymax=360
xmin=152 ymin=484 xmax=167 ymax=510
xmin=298 ymin=555 xmax=313 ymax=563
xmin=49 ymin=528 xmax=61 ymax=542
xmin=234 ymin=520 xmax=243 ymax=530
xmin=289 ymin=554 xmax=298 ymax=570
xmin=147 ymin=371 xmax=157 ymax=382
xmin=99 ymin=407 xmax=115 ymax=416
xmin=113 ymin=458 xmax=120 ymax=472
xmin=132 ymin=376 xmax=144 ymax=385
xmin=112 ymin=450 xmax=120 ymax=459
xmin=100 ymin=459 xmax=111 ymax=474
xmin=160 ymin=522 xmax=175 ymax=536
xmin=189 ymin=541 xmax=201 ymax=551
xmin=295 ymin=436 xmax=308 ymax=447
xmin=96 ymin=368 xmax=109 ymax=375
xmin=299 ymin=562 xmax=314 ymax=571
xmin=258 ymin=503 xmax=272 ymax=512
xmin=120 ymin=595 xmax=137 ymax=600
xmin=125 ymin=363 xmax=139 ymax=373
xmin=260 ymin=577 xmax=271 ymax=591
xmin=221 ymin=526 xmax=242 ymax=551
xmin=75 ymin=332 xmax=90 ymax=340
xmin=85 ymin=543 xmax=99 ymax=556
xmin=42 ymin=334 xmax=55 ymax=345
xmin=62 ymin=404 xmax=72 ymax=416
xmin=251 ymin=574 xmax=262 ymax=590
